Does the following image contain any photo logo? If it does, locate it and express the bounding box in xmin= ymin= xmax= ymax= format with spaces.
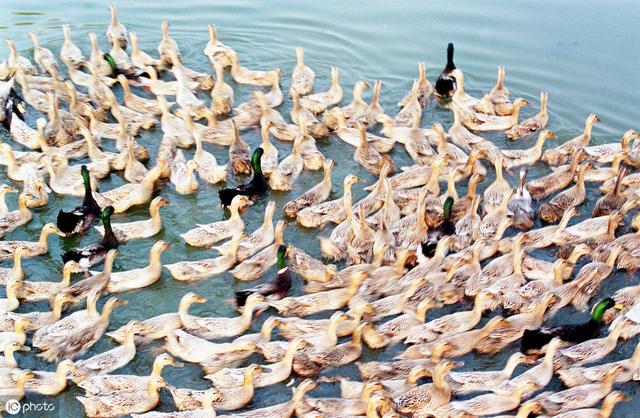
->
xmin=5 ymin=399 xmax=20 ymax=415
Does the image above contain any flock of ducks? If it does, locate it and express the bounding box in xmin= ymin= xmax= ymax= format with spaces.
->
xmin=1 ymin=4 xmax=640 ymax=417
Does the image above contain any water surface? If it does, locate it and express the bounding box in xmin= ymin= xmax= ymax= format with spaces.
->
xmin=1 ymin=0 xmax=640 ymax=416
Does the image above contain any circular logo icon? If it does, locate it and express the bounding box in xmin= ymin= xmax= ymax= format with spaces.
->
xmin=5 ymin=399 xmax=20 ymax=415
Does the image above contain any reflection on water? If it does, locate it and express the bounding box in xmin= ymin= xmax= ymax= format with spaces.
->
xmin=1 ymin=0 xmax=640 ymax=416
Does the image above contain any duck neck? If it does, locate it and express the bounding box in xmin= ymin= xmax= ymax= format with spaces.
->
xmin=11 ymin=250 xmax=23 ymax=276
xmin=591 ymin=301 xmax=612 ymax=324
xmin=3 ymin=347 xmax=18 ymax=367
xmin=325 ymin=317 xmax=342 ymax=345
xmin=100 ymin=301 xmax=118 ymax=321
xmin=149 ymin=247 xmax=165 ymax=271
xmin=503 ymin=355 xmax=523 ymax=377
xmin=433 ymin=365 xmax=450 ymax=393
xmin=540 ymin=92 xmax=548 ymax=116
xmin=584 ymin=116 xmax=596 ymax=139
xmin=330 ymin=68 xmax=340 ymax=92
xmin=38 ymin=228 xmax=54 ymax=249
xmin=150 ymin=358 xmax=167 ymax=377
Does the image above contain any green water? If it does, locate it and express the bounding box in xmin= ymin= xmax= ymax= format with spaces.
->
xmin=1 ymin=0 xmax=640 ymax=416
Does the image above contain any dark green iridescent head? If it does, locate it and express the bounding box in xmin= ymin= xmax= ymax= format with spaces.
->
xmin=443 ymin=196 xmax=454 ymax=221
xmin=251 ymin=147 xmax=264 ymax=175
xmin=103 ymin=53 xmax=118 ymax=73
xmin=277 ymin=244 xmax=287 ymax=269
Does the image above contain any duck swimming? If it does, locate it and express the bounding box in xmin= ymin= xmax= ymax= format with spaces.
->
xmin=61 ymin=205 xmax=118 ymax=271
xmin=219 ymin=147 xmax=268 ymax=207
xmin=435 ymin=43 xmax=456 ymax=97
xmin=521 ymin=297 xmax=623 ymax=353
xmin=56 ymin=165 xmax=101 ymax=235
xmin=235 ymin=245 xmax=292 ymax=307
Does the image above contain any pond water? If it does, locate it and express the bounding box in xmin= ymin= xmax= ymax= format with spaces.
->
xmin=1 ymin=0 xmax=639 ymax=416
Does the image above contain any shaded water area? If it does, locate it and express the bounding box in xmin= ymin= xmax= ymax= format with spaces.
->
xmin=1 ymin=0 xmax=640 ymax=416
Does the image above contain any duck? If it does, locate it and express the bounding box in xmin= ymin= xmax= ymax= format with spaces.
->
xmin=290 ymin=91 xmax=330 ymax=138
xmin=0 ymin=370 xmax=34 ymax=406
xmin=478 ymin=189 xmax=514 ymax=240
xmin=77 ymin=353 xmax=182 ymax=397
xmin=395 ymin=79 xmax=422 ymax=127
xmin=37 ymin=296 xmax=126 ymax=362
xmin=217 ymin=378 xmax=316 ymax=418
xmin=472 ymin=66 xmax=511 ymax=115
xmin=0 ymin=279 xmax=21 ymax=313
xmin=268 ymin=272 xmax=366 ymax=317
xmin=527 ymin=149 xmax=584 ymax=200
xmin=226 ymin=120 xmax=252 ymax=175
xmin=459 ymin=93 xmax=529 ymax=132
xmin=421 ymin=196 xmax=455 ymax=256
xmin=284 ymin=159 xmax=333 ymax=217
xmin=435 ymin=43 xmax=456 ymax=97
xmin=322 ymin=80 xmax=369 ymax=129
xmin=60 ymin=25 xmax=86 ymax=68
xmin=41 ymin=156 xmax=92 ymax=197
xmin=179 ymin=292 xmax=264 ymax=339
xmin=104 ymin=241 xmax=169 ymax=293
xmin=207 ymin=337 xmax=306 ymax=389
xmin=296 ymin=381 xmax=384 ymax=417
xmin=542 ymin=391 xmax=628 ymax=418
xmin=443 ymin=381 xmax=538 ymax=417
xmin=269 ymin=135 xmax=305 ymax=192
xmin=507 ymin=91 xmax=549 ymax=139
xmin=210 ymin=61 xmax=234 ymax=115
xmin=291 ymin=46 xmax=315 ymax=95
xmin=62 ymin=206 xmax=118 ymax=271
xmin=220 ymin=204 xmax=276 ymax=258
xmin=475 ymin=293 xmax=557 ymax=355
xmin=543 ymin=113 xmax=600 ymax=165
xmin=533 ymin=366 xmax=623 ymax=415
xmin=552 ymin=318 xmax=629 ymax=370
xmin=235 ymin=245 xmax=292 ymax=307
xmin=56 ymin=165 xmax=101 ymax=236
xmin=502 ymin=129 xmax=557 ymax=169
xmin=77 ymin=376 xmax=166 ymax=417
xmin=363 ymin=299 xmax=438 ymax=349
xmin=483 ymin=155 xmax=511 ymax=213
xmin=0 ymin=246 xmax=25 ymax=286
xmin=296 ymin=174 xmax=359 ymax=228
xmin=94 ymin=196 xmax=168 ymax=242
xmin=399 ymin=62 xmax=433 ymax=107
xmin=116 ymin=75 xmax=162 ymax=116
xmin=28 ymin=31 xmax=57 ymax=74
xmin=106 ymin=3 xmax=128 ymax=48
xmin=558 ymin=340 xmax=640 ymax=388
xmin=585 ymin=129 xmax=638 ymax=164
xmin=204 ymin=23 xmax=234 ymax=67
xmin=231 ymin=220 xmax=286 ymax=281
xmin=592 ymin=165 xmax=626 ymax=217
xmin=0 ymin=144 xmax=44 ymax=183
xmin=0 ymin=223 xmax=65 ymax=260
xmin=166 ymin=233 xmax=243 ymax=281
xmin=286 ymin=245 xmax=337 ymax=284
xmin=15 ymin=260 xmax=78 ymax=303
xmin=508 ymin=167 xmax=535 ymax=230
xmin=3 ymin=40 xmax=35 ymax=75
xmin=229 ymin=50 xmax=279 ymax=86
xmin=300 ymin=66 xmax=343 ymax=114
xmin=0 ymin=316 xmax=30 ymax=351
xmin=354 ymin=122 xmax=394 ymax=175
xmin=181 ymin=195 xmax=251 ymax=247
xmin=156 ymin=20 xmax=180 ymax=65
xmin=395 ymin=360 xmax=457 ymax=416
xmin=23 ymin=358 xmax=75 ymax=396
xmin=537 ymin=162 xmax=591 ymax=223
xmin=0 ymin=342 xmax=28 ymax=368
xmin=96 ymin=158 xmax=166 ymax=213
xmin=0 ymin=192 xmax=32 ymax=238
xmin=22 ymin=177 xmax=50 ymax=209
xmin=71 ymin=321 xmax=146 ymax=383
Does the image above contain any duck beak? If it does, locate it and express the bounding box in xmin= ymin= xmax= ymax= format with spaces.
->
xmin=614 ymin=303 xmax=624 ymax=310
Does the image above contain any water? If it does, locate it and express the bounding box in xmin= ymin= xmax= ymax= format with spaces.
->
xmin=1 ymin=0 xmax=639 ymax=416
